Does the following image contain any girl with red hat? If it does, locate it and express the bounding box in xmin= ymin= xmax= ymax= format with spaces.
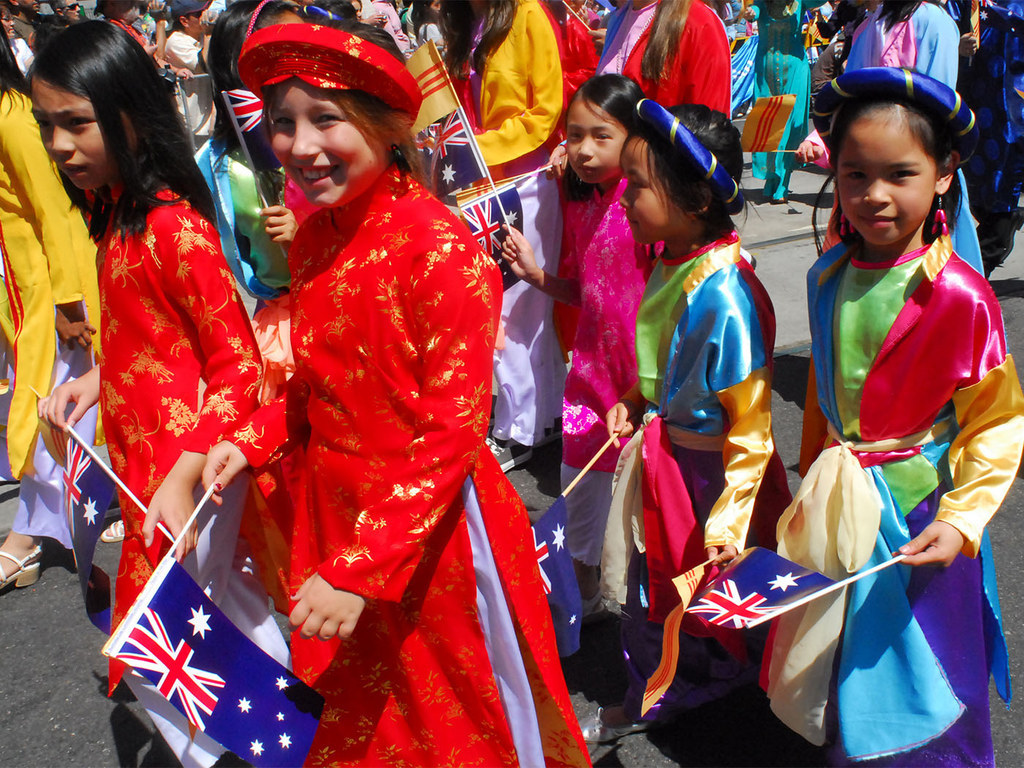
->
xmin=199 ymin=22 xmax=590 ymax=767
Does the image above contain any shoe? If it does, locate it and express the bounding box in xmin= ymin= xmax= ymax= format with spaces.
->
xmin=100 ymin=520 xmax=125 ymax=543
xmin=580 ymin=706 xmax=651 ymax=744
xmin=0 ymin=544 xmax=42 ymax=590
xmin=536 ymin=419 xmax=563 ymax=448
xmin=486 ymin=436 xmax=533 ymax=473
xmin=581 ymin=590 xmax=613 ymax=625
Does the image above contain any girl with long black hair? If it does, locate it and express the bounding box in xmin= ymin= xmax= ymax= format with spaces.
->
xmin=35 ymin=21 xmax=288 ymax=767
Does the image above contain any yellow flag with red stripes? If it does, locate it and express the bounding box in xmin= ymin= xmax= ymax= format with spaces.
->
xmin=640 ymin=560 xmax=709 ymax=716
xmin=741 ymin=94 xmax=797 ymax=153
xmin=970 ymin=0 xmax=981 ymax=44
xmin=406 ymin=40 xmax=461 ymax=134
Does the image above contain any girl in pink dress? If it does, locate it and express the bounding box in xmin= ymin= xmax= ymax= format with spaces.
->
xmin=503 ymin=73 xmax=650 ymax=614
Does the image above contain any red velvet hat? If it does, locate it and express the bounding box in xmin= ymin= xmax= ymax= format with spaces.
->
xmin=238 ymin=23 xmax=423 ymax=118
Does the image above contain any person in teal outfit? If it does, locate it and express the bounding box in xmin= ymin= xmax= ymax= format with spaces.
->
xmin=747 ymin=0 xmax=811 ymax=203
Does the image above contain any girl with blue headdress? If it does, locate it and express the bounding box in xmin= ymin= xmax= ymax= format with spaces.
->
xmin=587 ymin=99 xmax=792 ymax=742
xmin=767 ymin=67 xmax=1023 ymax=766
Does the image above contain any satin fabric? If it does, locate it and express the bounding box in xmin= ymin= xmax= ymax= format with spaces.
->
xmin=195 ymin=140 xmax=290 ymax=301
xmin=605 ymin=235 xmax=790 ymax=721
xmin=770 ymin=236 xmax=1022 ymax=760
xmin=0 ymin=90 xmax=102 ymax=476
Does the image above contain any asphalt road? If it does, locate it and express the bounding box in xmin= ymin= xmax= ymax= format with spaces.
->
xmin=2 ymin=163 xmax=1023 ymax=767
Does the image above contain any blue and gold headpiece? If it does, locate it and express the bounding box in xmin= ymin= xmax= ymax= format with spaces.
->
xmin=635 ymin=99 xmax=744 ymax=215
xmin=811 ymin=67 xmax=978 ymax=163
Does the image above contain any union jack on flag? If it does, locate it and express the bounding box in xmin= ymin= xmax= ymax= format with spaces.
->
xmin=64 ymin=441 xmax=90 ymax=520
xmin=221 ymin=88 xmax=280 ymax=172
xmin=530 ymin=497 xmax=582 ymax=657
xmin=457 ymin=181 xmax=523 ymax=290
xmin=62 ymin=434 xmax=116 ymax=633
xmin=105 ymin=560 xmax=323 ymax=766
xmin=119 ymin=607 xmax=227 ymax=730
xmin=429 ymin=108 xmax=487 ymax=200
xmin=686 ymin=578 xmax=773 ymax=629
xmin=433 ymin=110 xmax=471 ymax=161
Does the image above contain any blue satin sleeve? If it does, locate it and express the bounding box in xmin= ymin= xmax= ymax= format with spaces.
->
xmin=661 ymin=264 xmax=768 ymax=435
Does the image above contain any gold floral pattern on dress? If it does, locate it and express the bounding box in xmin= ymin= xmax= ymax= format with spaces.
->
xmin=100 ymin=196 xmax=263 ymax=695
xmin=161 ymin=396 xmax=198 ymax=437
xmin=228 ymin=169 xmax=588 ymax=766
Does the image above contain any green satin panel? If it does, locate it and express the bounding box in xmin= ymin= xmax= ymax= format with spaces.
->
xmin=226 ymin=154 xmax=290 ymax=291
xmin=833 ymin=257 xmax=923 ymax=437
xmin=635 ymin=254 xmax=701 ymax=406
xmin=834 ymin=257 xmax=938 ymax=515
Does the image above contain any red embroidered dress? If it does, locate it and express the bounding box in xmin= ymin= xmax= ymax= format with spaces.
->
xmin=234 ymin=167 xmax=589 ymax=766
xmin=99 ymin=194 xmax=262 ymax=689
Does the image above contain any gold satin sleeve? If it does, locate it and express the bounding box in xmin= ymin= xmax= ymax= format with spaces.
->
xmin=704 ymin=366 xmax=776 ymax=549
xmin=938 ymin=355 xmax=1024 ymax=557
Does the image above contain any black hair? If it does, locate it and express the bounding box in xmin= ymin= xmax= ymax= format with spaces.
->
xmin=627 ymin=102 xmax=743 ymax=243
xmin=563 ymin=74 xmax=644 ymax=202
xmin=409 ymin=0 xmax=437 ymax=38
xmin=30 ymin=15 xmax=69 ymax=52
xmin=877 ymin=0 xmax=938 ymax=31
xmin=440 ymin=0 xmax=516 ymax=78
xmin=30 ymin=21 xmax=215 ymax=239
xmin=0 ymin=22 xmax=27 ymax=99
xmin=299 ymin=0 xmax=358 ymax=25
xmin=819 ymin=96 xmax=960 ymax=253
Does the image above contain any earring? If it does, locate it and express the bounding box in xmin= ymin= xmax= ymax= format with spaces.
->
xmin=390 ymin=143 xmax=410 ymax=173
xmin=839 ymin=212 xmax=851 ymax=237
xmin=932 ymin=201 xmax=948 ymax=237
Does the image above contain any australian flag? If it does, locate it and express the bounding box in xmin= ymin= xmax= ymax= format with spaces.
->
xmin=104 ymin=559 xmax=323 ymax=767
xmin=222 ymin=89 xmax=280 ymax=172
xmin=63 ymin=436 xmax=117 ymax=633
xmin=457 ymin=181 xmax=523 ymax=291
xmin=686 ymin=547 xmax=835 ymax=629
xmin=531 ymin=497 xmax=582 ymax=657
xmin=430 ymin=109 xmax=488 ymax=201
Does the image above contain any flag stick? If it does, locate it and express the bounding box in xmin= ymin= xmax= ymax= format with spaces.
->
xmin=30 ymin=385 xmax=175 ymax=544
xmin=162 ymin=482 xmax=219 ymax=566
xmin=743 ymin=554 xmax=908 ymax=628
xmin=562 ymin=0 xmax=588 ymax=27
xmin=561 ymin=430 xmax=622 ymax=499
xmin=220 ymin=90 xmax=272 ymax=209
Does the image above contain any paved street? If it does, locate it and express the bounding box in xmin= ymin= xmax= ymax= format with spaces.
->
xmin=2 ymin=162 xmax=1023 ymax=767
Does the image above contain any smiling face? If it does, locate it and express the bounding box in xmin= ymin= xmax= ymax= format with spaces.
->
xmin=565 ymin=97 xmax=628 ymax=192
xmin=267 ymin=78 xmax=389 ymax=209
xmin=835 ymin=109 xmax=955 ymax=262
xmin=31 ymin=78 xmax=122 ymax=192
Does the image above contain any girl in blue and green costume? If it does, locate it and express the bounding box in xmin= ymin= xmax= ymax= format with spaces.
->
xmin=765 ymin=68 xmax=1024 ymax=766
xmin=587 ymin=99 xmax=792 ymax=741
xmin=195 ymin=0 xmax=302 ymax=401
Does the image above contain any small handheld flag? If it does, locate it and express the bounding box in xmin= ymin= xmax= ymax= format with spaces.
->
xmin=531 ymin=497 xmax=582 ymax=657
xmin=686 ymin=547 xmax=835 ymax=628
xmin=406 ymin=41 xmax=461 ymax=134
xmin=640 ymin=548 xmax=837 ymax=715
xmin=640 ymin=559 xmax=709 ymax=715
xmin=222 ymin=89 xmax=280 ymax=172
xmin=456 ymin=181 xmax=523 ymax=290
xmin=64 ymin=435 xmax=117 ymax=633
xmin=104 ymin=558 xmax=324 ymax=766
xmin=431 ymin=109 xmax=489 ymax=201
xmin=741 ymin=95 xmax=797 ymax=153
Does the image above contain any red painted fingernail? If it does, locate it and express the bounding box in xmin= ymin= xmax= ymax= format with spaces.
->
xmin=215 ymin=482 xmax=223 ymax=490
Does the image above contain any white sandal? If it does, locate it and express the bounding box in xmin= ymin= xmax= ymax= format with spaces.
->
xmin=0 ymin=544 xmax=42 ymax=590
